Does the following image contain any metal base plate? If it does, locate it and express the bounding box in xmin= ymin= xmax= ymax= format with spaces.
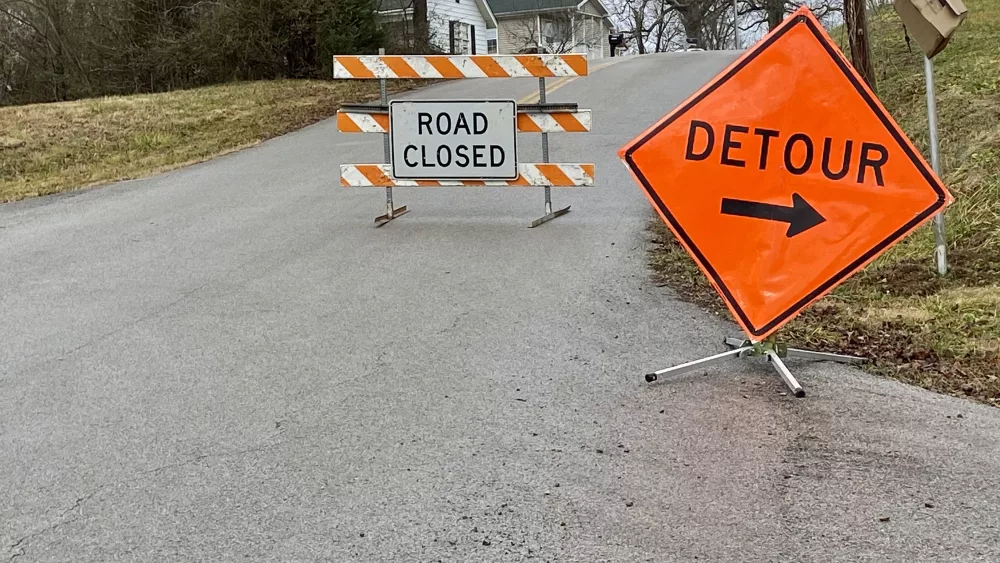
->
xmin=374 ymin=206 xmax=409 ymax=227
xmin=529 ymin=205 xmax=570 ymax=228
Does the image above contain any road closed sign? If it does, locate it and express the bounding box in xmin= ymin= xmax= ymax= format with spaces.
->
xmin=619 ymin=6 xmax=952 ymax=340
xmin=390 ymin=100 xmax=517 ymax=180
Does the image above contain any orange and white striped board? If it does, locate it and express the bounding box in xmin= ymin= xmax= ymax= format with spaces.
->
xmin=336 ymin=110 xmax=592 ymax=134
xmin=341 ymin=164 xmax=595 ymax=187
xmin=517 ymin=111 xmax=592 ymax=133
xmin=334 ymin=55 xmax=588 ymax=80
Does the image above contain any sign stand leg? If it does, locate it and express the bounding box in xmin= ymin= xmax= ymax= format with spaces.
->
xmin=374 ymin=49 xmax=408 ymax=228
xmin=529 ymin=77 xmax=571 ymax=228
xmin=643 ymin=346 xmax=754 ymax=381
xmin=765 ymin=350 xmax=804 ymax=398
xmin=644 ymin=336 xmax=866 ymax=398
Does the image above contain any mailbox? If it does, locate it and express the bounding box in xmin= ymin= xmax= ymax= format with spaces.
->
xmin=893 ymin=0 xmax=968 ymax=58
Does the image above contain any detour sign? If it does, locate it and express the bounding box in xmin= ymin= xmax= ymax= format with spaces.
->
xmin=620 ymin=7 xmax=953 ymax=340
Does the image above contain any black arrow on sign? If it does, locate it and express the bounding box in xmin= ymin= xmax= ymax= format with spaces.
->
xmin=720 ymin=193 xmax=826 ymax=238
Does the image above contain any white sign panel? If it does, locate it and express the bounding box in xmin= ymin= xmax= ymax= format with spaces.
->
xmin=390 ymin=100 xmax=517 ymax=180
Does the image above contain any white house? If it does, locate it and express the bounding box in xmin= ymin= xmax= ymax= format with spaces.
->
xmin=489 ymin=0 xmax=612 ymax=58
xmin=376 ymin=0 xmax=500 ymax=55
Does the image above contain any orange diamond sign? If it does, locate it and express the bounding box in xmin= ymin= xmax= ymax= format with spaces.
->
xmin=620 ymin=7 xmax=952 ymax=341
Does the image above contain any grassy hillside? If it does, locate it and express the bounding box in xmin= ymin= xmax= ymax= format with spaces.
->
xmin=0 ymin=80 xmax=414 ymax=202
xmin=651 ymin=0 xmax=1000 ymax=405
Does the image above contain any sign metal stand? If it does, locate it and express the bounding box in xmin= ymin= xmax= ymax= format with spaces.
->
xmin=530 ymin=77 xmax=571 ymax=228
xmin=643 ymin=336 xmax=865 ymax=397
xmin=374 ymin=48 xmax=408 ymax=228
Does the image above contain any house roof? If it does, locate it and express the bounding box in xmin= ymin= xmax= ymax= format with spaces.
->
xmin=489 ymin=0 xmax=608 ymax=16
xmin=489 ymin=0 xmax=576 ymax=14
xmin=375 ymin=0 xmax=411 ymax=13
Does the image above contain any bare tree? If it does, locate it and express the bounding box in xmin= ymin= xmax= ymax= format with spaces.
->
xmin=844 ymin=0 xmax=876 ymax=90
xmin=2 ymin=0 xmax=81 ymax=98
xmin=412 ymin=0 xmax=429 ymax=47
xmin=612 ymin=0 xmax=841 ymax=54
xmin=615 ymin=0 xmax=653 ymax=54
xmin=739 ymin=0 xmax=786 ymax=30
xmin=737 ymin=0 xmax=840 ymax=33
xmin=504 ymin=11 xmax=595 ymax=54
xmin=664 ymin=0 xmax=705 ymax=47
xmin=380 ymin=1 xmax=448 ymax=54
xmin=613 ymin=0 xmax=683 ymax=53
xmin=650 ymin=7 xmax=684 ymax=51
xmin=1 ymin=0 xmax=385 ymax=106
xmin=696 ymin=0 xmax=742 ymax=49
xmin=0 ymin=12 xmax=18 ymax=104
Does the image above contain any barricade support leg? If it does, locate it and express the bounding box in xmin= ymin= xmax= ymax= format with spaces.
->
xmin=530 ymin=77 xmax=570 ymax=228
xmin=373 ymin=48 xmax=408 ymax=227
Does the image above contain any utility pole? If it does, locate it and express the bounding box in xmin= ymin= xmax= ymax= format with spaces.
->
xmin=733 ymin=0 xmax=740 ymax=49
xmin=843 ymin=0 xmax=876 ymax=91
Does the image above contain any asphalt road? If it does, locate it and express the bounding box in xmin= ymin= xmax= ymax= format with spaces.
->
xmin=2 ymin=52 xmax=999 ymax=562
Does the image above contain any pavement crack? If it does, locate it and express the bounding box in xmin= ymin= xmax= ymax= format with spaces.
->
xmin=141 ymin=438 xmax=299 ymax=477
xmin=17 ymin=280 xmax=214 ymax=377
xmin=138 ymin=454 xmax=211 ymax=478
xmin=438 ymin=311 xmax=472 ymax=335
xmin=7 ymin=491 xmax=96 ymax=562
xmin=6 ymin=437 xmax=300 ymax=561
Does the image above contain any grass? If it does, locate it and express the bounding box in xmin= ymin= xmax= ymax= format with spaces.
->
xmin=650 ymin=0 xmax=1000 ymax=405
xmin=0 ymin=79 xmax=418 ymax=202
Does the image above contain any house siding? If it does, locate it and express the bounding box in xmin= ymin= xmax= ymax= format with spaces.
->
xmin=578 ymin=0 xmax=601 ymax=16
xmin=496 ymin=2 xmax=609 ymax=57
xmin=578 ymin=1 xmax=610 ymax=58
xmin=428 ymin=0 xmax=490 ymax=54
xmin=497 ymin=15 xmax=537 ymax=53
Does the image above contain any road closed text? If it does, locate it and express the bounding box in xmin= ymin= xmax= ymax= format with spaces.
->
xmin=390 ymin=101 xmax=517 ymax=180
xmin=402 ymin=112 xmax=506 ymax=169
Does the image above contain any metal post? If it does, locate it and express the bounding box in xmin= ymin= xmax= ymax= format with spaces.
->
xmin=924 ymin=55 xmax=947 ymax=275
xmin=528 ymin=77 xmax=571 ymax=228
xmin=380 ymin=62 xmax=392 ymax=215
xmin=733 ymin=0 xmax=740 ymax=49
xmin=373 ymin=48 xmax=407 ymax=227
xmin=539 ymin=77 xmax=551 ymax=215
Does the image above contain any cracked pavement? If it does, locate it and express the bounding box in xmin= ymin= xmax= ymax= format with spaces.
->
xmin=3 ymin=52 xmax=1000 ymax=562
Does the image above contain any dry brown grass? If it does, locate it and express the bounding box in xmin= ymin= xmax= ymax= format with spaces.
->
xmin=0 ymin=79 xmax=417 ymax=201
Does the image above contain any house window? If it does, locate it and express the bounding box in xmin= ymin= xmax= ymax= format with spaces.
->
xmin=540 ymin=16 xmax=572 ymax=51
xmin=449 ymin=21 xmax=471 ymax=54
xmin=487 ymin=38 xmax=498 ymax=54
xmin=382 ymin=19 xmax=414 ymax=50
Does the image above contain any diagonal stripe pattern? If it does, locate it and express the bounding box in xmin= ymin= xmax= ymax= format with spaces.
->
xmin=336 ymin=110 xmax=592 ymax=134
xmin=336 ymin=112 xmax=390 ymax=133
xmin=516 ymin=111 xmax=592 ymax=133
xmin=334 ymin=55 xmax=589 ymax=79
xmin=340 ymin=164 xmax=595 ymax=187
